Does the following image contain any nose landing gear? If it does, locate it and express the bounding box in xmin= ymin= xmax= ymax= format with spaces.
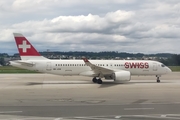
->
xmin=156 ymin=75 xmax=161 ymax=83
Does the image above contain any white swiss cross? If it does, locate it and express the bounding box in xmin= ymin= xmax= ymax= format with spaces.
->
xmin=18 ymin=40 xmax=31 ymax=53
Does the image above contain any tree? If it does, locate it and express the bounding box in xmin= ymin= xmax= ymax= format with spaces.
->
xmin=171 ymin=54 xmax=180 ymax=66
xmin=0 ymin=58 xmax=5 ymax=66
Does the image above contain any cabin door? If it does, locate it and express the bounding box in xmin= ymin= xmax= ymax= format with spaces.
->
xmin=153 ymin=63 xmax=157 ymax=71
xmin=46 ymin=62 xmax=52 ymax=71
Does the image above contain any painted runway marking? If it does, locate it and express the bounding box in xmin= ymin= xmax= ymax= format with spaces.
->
xmin=0 ymin=111 xmax=23 ymax=113
xmin=115 ymin=116 xmax=121 ymax=118
xmin=74 ymin=117 xmax=108 ymax=120
xmin=161 ymin=115 xmax=167 ymax=117
xmin=124 ymin=108 xmax=154 ymax=110
xmin=54 ymin=118 xmax=63 ymax=120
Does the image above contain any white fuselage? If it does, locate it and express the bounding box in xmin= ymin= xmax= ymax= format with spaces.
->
xmin=11 ymin=33 xmax=172 ymax=83
xmin=10 ymin=59 xmax=171 ymax=77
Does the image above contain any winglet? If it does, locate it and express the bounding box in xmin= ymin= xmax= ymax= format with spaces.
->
xmin=82 ymin=57 xmax=92 ymax=67
xmin=82 ymin=57 xmax=89 ymax=63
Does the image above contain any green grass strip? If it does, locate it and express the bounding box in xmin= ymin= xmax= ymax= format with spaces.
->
xmin=0 ymin=66 xmax=38 ymax=73
xmin=168 ymin=66 xmax=180 ymax=72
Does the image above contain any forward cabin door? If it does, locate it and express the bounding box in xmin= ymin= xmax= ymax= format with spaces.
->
xmin=153 ymin=63 xmax=158 ymax=71
xmin=46 ymin=62 xmax=52 ymax=71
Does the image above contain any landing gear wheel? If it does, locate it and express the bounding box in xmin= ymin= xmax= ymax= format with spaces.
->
xmin=92 ymin=77 xmax=97 ymax=83
xmin=97 ymin=79 xmax=103 ymax=84
xmin=157 ymin=77 xmax=160 ymax=83
xmin=157 ymin=79 xmax=160 ymax=83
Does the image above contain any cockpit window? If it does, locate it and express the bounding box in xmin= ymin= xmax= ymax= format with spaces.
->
xmin=161 ymin=64 xmax=165 ymax=67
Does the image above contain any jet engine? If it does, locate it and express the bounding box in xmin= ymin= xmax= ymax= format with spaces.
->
xmin=113 ymin=71 xmax=131 ymax=82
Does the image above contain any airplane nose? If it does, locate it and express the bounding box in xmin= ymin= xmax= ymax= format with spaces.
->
xmin=166 ymin=67 xmax=172 ymax=73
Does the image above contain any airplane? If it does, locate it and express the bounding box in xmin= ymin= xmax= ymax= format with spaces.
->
xmin=10 ymin=33 xmax=172 ymax=84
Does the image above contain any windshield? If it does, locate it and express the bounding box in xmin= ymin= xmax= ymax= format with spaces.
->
xmin=161 ymin=64 xmax=165 ymax=67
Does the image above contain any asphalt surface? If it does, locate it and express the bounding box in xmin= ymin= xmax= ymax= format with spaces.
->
xmin=0 ymin=72 xmax=179 ymax=119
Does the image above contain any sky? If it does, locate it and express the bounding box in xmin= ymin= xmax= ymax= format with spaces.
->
xmin=0 ymin=0 xmax=180 ymax=54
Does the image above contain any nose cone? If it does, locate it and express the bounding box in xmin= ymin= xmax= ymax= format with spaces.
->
xmin=166 ymin=67 xmax=172 ymax=73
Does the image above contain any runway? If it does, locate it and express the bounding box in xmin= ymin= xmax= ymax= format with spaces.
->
xmin=0 ymin=72 xmax=180 ymax=119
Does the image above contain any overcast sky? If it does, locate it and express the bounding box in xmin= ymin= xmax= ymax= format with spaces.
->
xmin=0 ymin=0 xmax=180 ymax=54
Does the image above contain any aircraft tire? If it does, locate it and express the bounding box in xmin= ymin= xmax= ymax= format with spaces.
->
xmin=97 ymin=79 xmax=102 ymax=84
xmin=92 ymin=77 xmax=97 ymax=83
xmin=157 ymin=79 xmax=160 ymax=83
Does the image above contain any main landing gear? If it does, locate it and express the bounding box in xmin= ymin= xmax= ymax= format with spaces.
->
xmin=156 ymin=75 xmax=161 ymax=83
xmin=92 ymin=77 xmax=102 ymax=84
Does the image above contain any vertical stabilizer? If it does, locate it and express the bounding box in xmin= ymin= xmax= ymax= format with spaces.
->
xmin=13 ymin=33 xmax=48 ymax=60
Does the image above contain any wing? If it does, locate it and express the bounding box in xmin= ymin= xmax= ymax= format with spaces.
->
xmin=82 ymin=58 xmax=120 ymax=77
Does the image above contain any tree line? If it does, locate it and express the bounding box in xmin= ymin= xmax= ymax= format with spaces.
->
xmin=0 ymin=52 xmax=180 ymax=66
xmin=159 ymin=54 xmax=180 ymax=66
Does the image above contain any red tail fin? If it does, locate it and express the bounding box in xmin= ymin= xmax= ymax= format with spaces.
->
xmin=13 ymin=33 xmax=40 ymax=56
xmin=13 ymin=33 xmax=48 ymax=60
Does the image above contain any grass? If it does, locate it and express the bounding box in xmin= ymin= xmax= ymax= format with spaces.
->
xmin=0 ymin=66 xmax=179 ymax=73
xmin=0 ymin=66 xmax=38 ymax=73
xmin=168 ymin=66 xmax=180 ymax=72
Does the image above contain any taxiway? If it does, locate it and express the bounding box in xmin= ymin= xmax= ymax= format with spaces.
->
xmin=0 ymin=72 xmax=179 ymax=119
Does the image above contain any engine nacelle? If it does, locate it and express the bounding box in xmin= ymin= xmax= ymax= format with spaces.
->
xmin=113 ymin=71 xmax=131 ymax=82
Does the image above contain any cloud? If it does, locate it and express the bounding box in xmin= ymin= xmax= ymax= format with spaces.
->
xmin=0 ymin=0 xmax=180 ymax=54
xmin=2 ymin=10 xmax=133 ymax=41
